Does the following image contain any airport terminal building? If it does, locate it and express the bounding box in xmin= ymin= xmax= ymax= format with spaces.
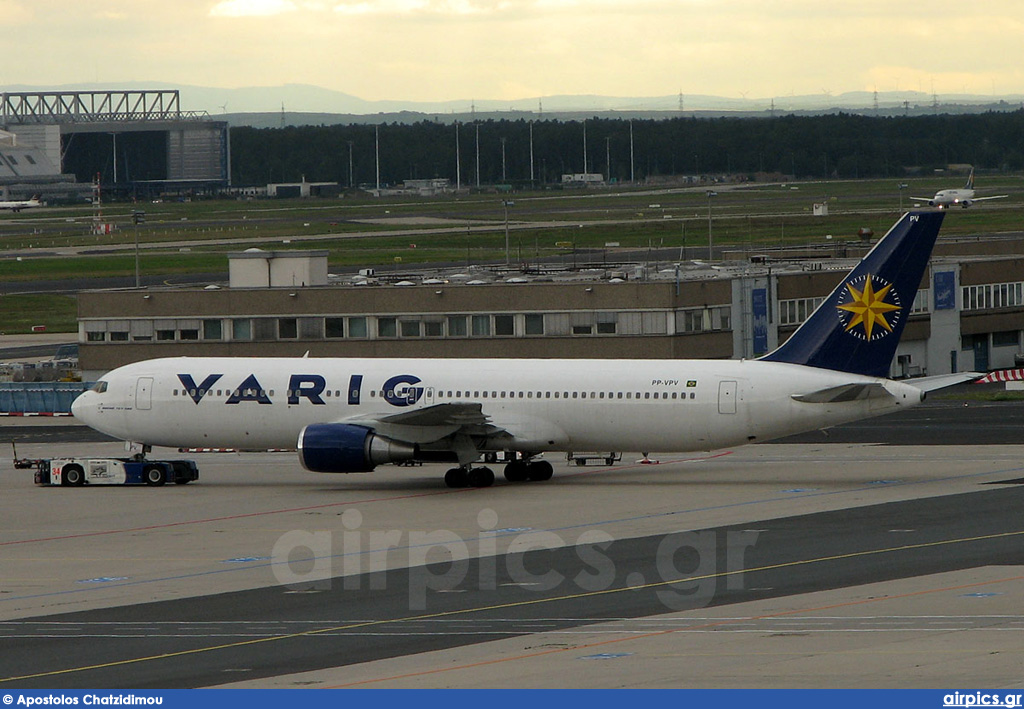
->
xmin=76 ymin=242 xmax=1024 ymax=381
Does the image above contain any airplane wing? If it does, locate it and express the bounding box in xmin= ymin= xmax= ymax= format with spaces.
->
xmin=374 ymin=402 xmax=489 ymax=427
xmin=969 ymin=195 xmax=1008 ymax=201
xmin=339 ymin=402 xmax=505 ymax=444
xmin=910 ymin=196 xmax=935 ymax=202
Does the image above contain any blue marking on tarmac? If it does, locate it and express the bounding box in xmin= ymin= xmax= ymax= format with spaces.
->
xmin=222 ymin=557 xmax=271 ymax=563
xmin=77 ymin=577 xmax=129 ymax=584
xmin=7 ymin=461 xmax=1024 ymax=605
xmin=960 ymin=592 xmax=1002 ymax=598
xmin=578 ymin=653 xmax=632 ymax=660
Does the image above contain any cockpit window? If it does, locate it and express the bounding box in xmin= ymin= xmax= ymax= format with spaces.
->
xmin=91 ymin=381 xmax=108 ymax=394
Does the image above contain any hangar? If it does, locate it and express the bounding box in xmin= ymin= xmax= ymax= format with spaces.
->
xmin=0 ymin=90 xmax=228 ymax=199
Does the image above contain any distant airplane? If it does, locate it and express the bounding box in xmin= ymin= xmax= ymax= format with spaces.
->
xmin=0 ymin=194 xmax=42 ymax=213
xmin=914 ymin=169 xmax=1007 ymax=209
xmin=72 ymin=211 xmax=975 ymax=488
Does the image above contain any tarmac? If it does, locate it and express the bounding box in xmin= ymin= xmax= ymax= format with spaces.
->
xmin=0 ymin=405 xmax=1022 ymax=688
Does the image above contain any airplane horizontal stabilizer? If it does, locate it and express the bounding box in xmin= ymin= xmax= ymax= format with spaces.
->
xmin=792 ymin=382 xmax=893 ymax=404
xmin=901 ymin=372 xmax=982 ymax=393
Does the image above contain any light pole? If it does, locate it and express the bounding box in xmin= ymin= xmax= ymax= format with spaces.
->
xmin=347 ymin=140 xmax=354 ymax=189
xmin=502 ymin=199 xmax=515 ymax=265
xmin=132 ymin=210 xmax=145 ymax=288
xmin=706 ymin=190 xmax=717 ymax=259
xmin=898 ymin=182 xmax=908 ymax=212
xmin=500 ymin=137 xmax=507 ymax=182
xmin=605 ymin=136 xmax=611 ymax=182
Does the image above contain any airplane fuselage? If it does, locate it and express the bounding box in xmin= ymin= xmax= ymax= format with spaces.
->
xmin=72 ymin=356 xmax=923 ymax=455
xmin=929 ymin=187 xmax=975 ymax=208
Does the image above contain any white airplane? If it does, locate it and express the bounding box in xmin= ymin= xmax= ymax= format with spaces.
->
xmin=0 ymin=194 xmax=41 ymax=213
xmin=913 ymin=168 xmax=1007 ymax=209
xmin=72 ymin=211 xmax=971 ymax=488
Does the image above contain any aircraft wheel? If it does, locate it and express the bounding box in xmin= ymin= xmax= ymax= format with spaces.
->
xmin=468 ymin=467 xmax=495 ymax=488
xmin=144 ymin=465 xmax=167 ymax=486
xmin=503 ymin=460 xmax=528 ymax=482
xmin=526 ymin=460 xmax=554 ymax=482
xmin=444 ymin=468 xmax=469 ymax=488
xmin=63 ymin=465 xmax=85 ymax=486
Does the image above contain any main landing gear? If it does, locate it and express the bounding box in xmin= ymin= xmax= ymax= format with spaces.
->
xmin=444 ymin=466 xmax=495 ymax=488
xmin=502 ymin=458 xmax=553 ymax=483
xmin=443 ymin=458 xmax=555 ymax=488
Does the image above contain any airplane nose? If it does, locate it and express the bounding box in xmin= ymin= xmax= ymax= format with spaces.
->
xmin=70 ymin=391 xmax=89 ymax=420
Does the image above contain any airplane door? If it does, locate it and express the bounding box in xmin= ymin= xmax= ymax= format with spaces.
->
xmin=718 ymin=380 xmax=737 ymax=415
xmin=136 ymin=377 xmax=154 ymax=411
xmin=424 ymin=387 xmax=434 ymax=405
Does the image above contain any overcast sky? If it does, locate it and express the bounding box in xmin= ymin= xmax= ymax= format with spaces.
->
xmin=5 ymin=0 xmax=1024 ymax=107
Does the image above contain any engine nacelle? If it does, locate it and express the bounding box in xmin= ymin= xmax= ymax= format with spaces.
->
xmin=298 ymin=423 xmax=416 ymax=473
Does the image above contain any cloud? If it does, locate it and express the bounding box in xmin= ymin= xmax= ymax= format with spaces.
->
xmin=332 ymin=0 xmax=505 ymax=15
xmin=210 ymin=0 xmax=298 ymax=17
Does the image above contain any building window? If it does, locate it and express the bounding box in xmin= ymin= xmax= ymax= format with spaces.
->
xmin=400 ymin=320 xmax=421 ymax=337
xmin=325 ymin=317 xmax=345 ymax=338
xmin=448 ymin=316 xmax=467 ymax=337
xmin=203 ymin=319 xmax=223 ymax=340
xmin=778 ymin=298 xmax=824 ymax=326
xmin=378 ymin=317 xmax=397 ymax=338
xmin=180 ymin=329 xmax=199 ymax=341
xmin=596 ymin=321 xmax=616 ymax=335
xmin=963 ymin=281 xmax=1024 ymax=312
xmin=279 ymin=318 xmax=298 ymax=339
xmin=232 ymin=318 xmax=252 ymax=341
xmin=471 ymin=315 xmax=490 ymax=336
xmin=424 ymin=320 xmax=444 ymax=337
xmin=572 ymin=324 xmax=594 ymax=335
xmin=992 ymin=330 xmax=1020 ymax=347
xmin=156 ymin=329 xmax=176 ymax=341
xmin=494 ymin=314 xmax=514 ymax=336
xmin=109 ymin=331 xmax=129 ymax=342
xmin=86 ymin=331 xmax=105 ymax=342
xmin=348 ymin=317 xmax=367 ymax=338
xmin=525 ymin=313 xmax=544 ymax=335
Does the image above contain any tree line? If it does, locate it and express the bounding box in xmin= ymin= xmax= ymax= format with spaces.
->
xmin=227 ymin=111 xmax=1024 ymax=188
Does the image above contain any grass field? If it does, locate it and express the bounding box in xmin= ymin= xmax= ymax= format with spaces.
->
xmin=0 ymin=173 xmax=1022 ymax=334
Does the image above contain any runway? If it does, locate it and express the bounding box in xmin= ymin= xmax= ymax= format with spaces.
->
xmin=0 ymin=399 xmax=1022 ymax=688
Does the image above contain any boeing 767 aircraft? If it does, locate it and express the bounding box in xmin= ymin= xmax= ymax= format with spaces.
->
xmin=72 ymin=210 xmax=970 ymax=488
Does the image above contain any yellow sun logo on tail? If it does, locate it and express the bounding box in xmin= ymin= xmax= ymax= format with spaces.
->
xmin=835 ymin=274 xmax=902 ymax=341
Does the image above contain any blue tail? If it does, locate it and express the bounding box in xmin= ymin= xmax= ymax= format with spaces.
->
xmin=965 ymin=168 xmax=975 ymax=190
xmin=760 ymin=210 xmax=945 ymax=378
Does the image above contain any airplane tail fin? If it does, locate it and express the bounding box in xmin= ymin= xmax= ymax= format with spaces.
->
xmin=965 ymin=168 xmax=975 ymax=190
xmin=759 ymin=211 xmax=945 ymax=378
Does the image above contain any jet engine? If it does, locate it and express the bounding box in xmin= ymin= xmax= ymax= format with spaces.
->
xmin=298 ymin=423 xmax=416 ymax=473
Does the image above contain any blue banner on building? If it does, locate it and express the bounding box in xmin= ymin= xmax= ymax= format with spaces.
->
xmin=752 ymin=287 xmax=768 ymax=355
xmin=934 ymin=271 xmax=956 ymax=310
